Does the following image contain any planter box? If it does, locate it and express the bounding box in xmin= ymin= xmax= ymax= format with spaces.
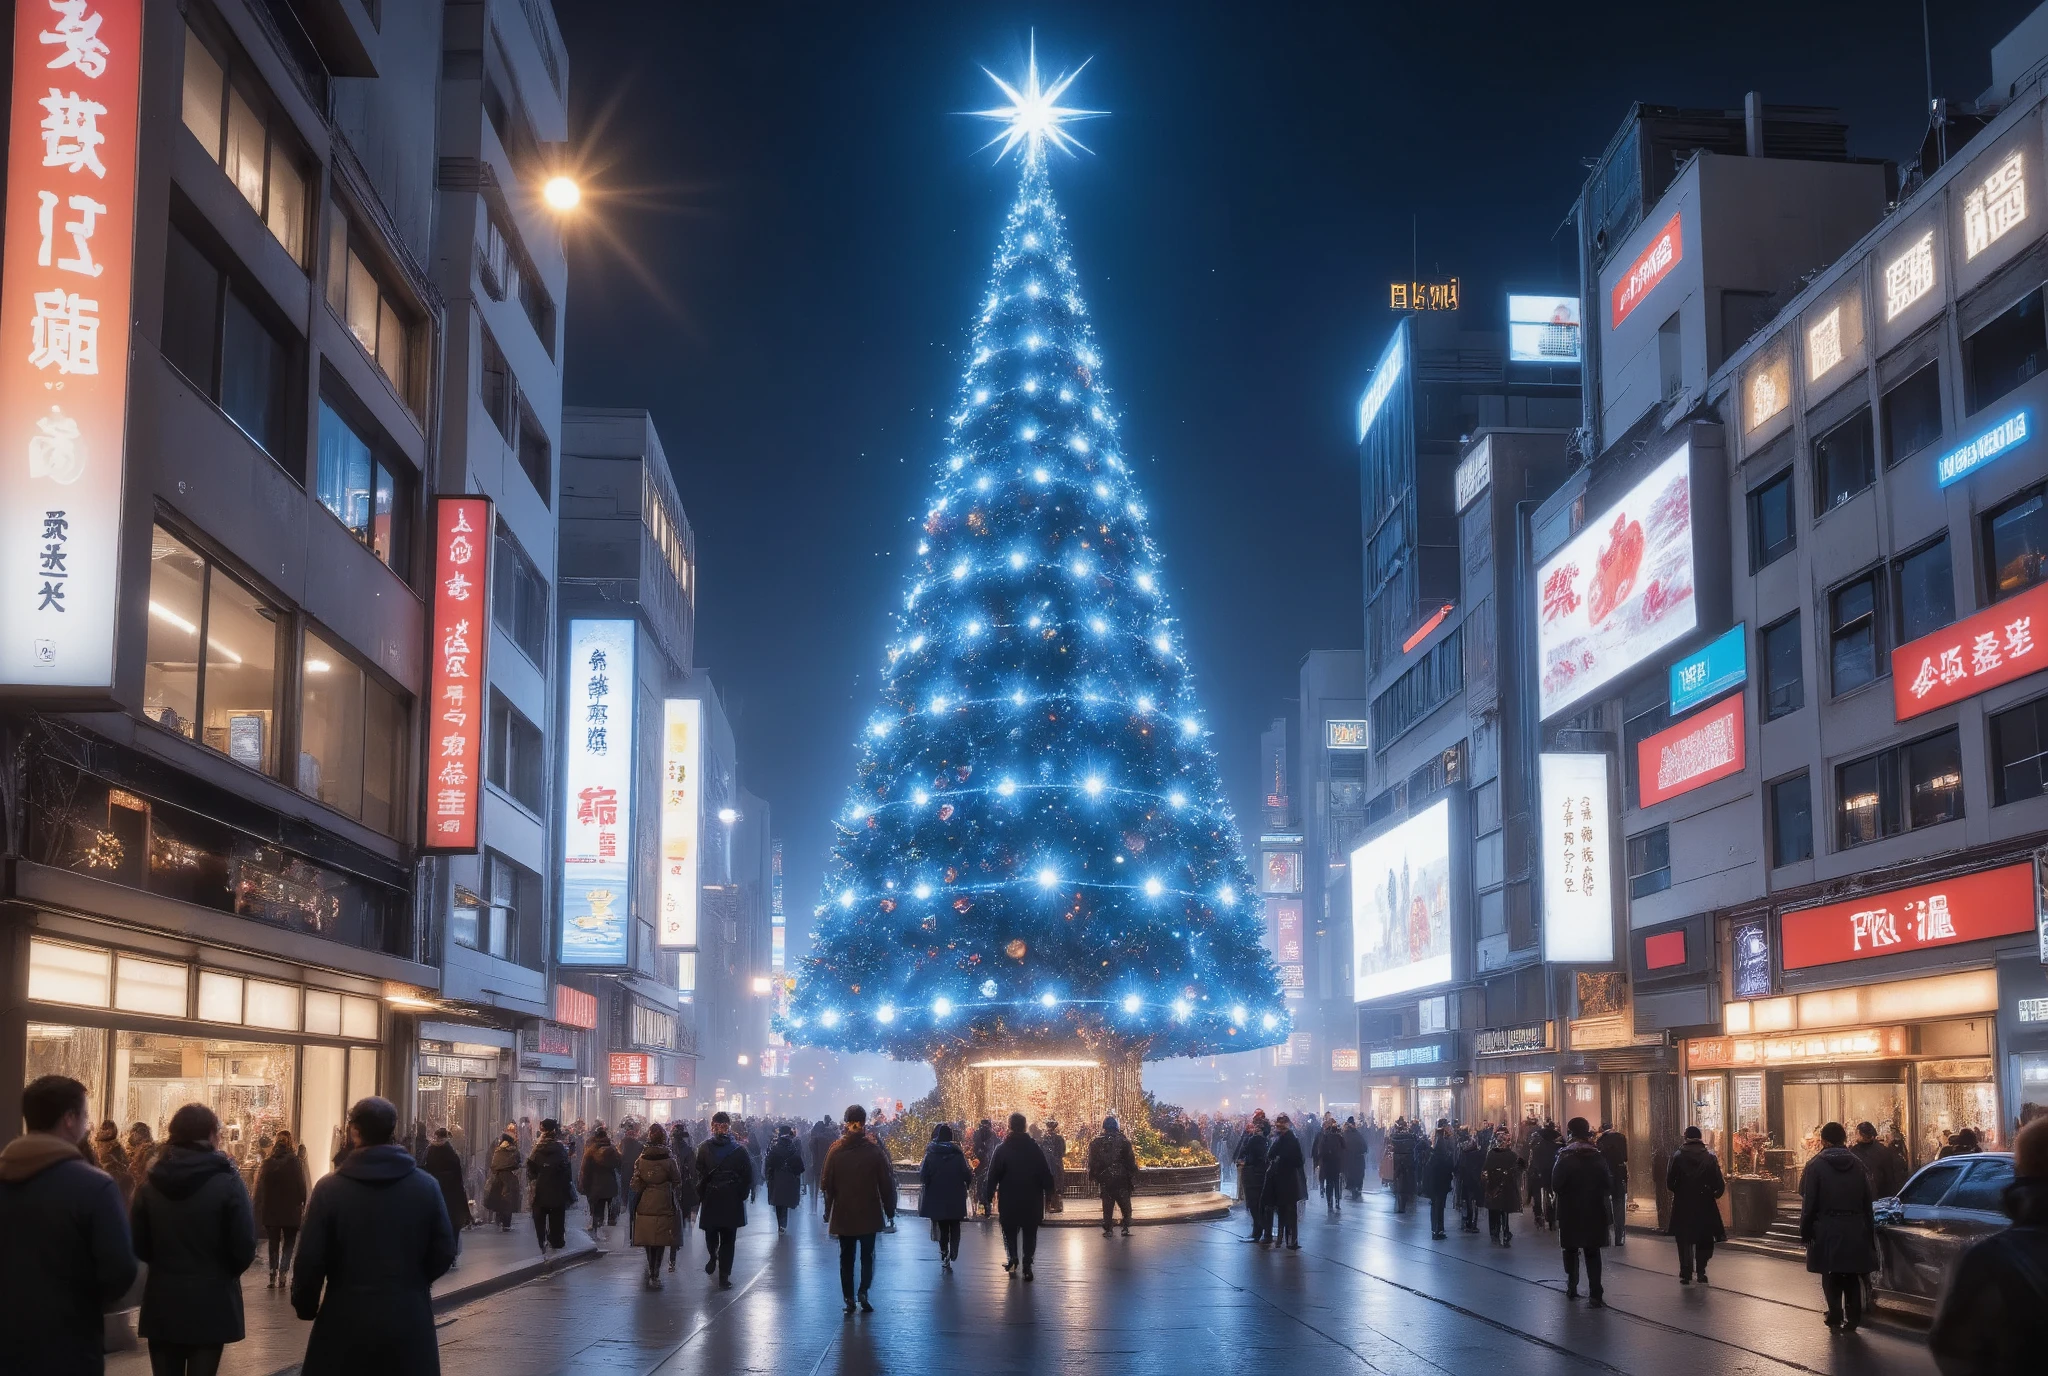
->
xmin=1728 ymin=1176 xmax=1778 ymax=1237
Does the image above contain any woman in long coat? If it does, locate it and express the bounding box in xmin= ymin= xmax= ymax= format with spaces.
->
xmin=1665 ymin=1125 xmax=1727 ymax=1284
xmin=253 ymin=1130 xmax=311 ymax=1285
xmin=919 ymin=1124 xmax=974 ymax=1271
xmin=1482 ymin=1136 xmax=1524 ymax=1245
xmin=1799 ymin=1121 xmax=1879 ymax=1331
xmin=763 ymin=1126 xmax=805 ymax=1233
xmin=480 ymin=1129 xmax=522 ymax=1230
xmin=421 ymin=1128 xmax=472 ymax=1263
xmin=628 ymin=1125 xmax=684 ymax=1287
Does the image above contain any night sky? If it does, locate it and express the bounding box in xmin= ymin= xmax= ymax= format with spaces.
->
xmin=554 ymin=1 xmax=2035 ymax=953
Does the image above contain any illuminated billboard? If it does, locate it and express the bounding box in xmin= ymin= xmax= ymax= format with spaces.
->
xmin=1536 ymin=444 xmax=1698 ymax=719
xmin=1350 ymin=798 xmax=1453 ymax=1002
xmin=422 ymin=498 xmax=492 ymax=852
xmin=1508 ymin=294 xmax=1582 ymax=363
xmin=561 ymin=620 xmax=635 ymax=967
xmin=1356 ymin=323 xmax=1406 ymax=442
xmin=1539 ymin=753 xmax=1614 ymax=963
xmin=658 ymin=698 xmax=702 ymax=949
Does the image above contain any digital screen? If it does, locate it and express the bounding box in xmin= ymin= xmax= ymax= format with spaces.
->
xmin=1539 ymin=754 xmax=1614 ymax=963
xmin=1350 ymin=799 xmax=1453 ymax=1002
xmin=658 ymin=699 xmax=702 ymax=949
xmin=560 ymin=620 xmax=636 ymax=967
xmin=1507 ymin=294 xmax=1582 ymax=363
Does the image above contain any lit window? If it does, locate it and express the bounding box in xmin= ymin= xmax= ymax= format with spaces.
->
xmin=143 ymin=527 xmax=281 ymax=775
xmin=341 ymin=995 xmax=379 ymax=1040
xmin=315 ymin=400 xmax=414 ymax=573
xmin=197 ymin=970 xmax=244 ymax=1023
xmin=180 ymin=22 xmax=310 ymax=266
xmin=244 ymin=979 xmax=301 ymax=1030
xmin=304 ymin=988 xmax=342 ymax=1035
xmin=325 ymin=204 xmax=419 ymax=409
xmin=27 ymin=939 xmax=111 ymax=1007
xmin=114 ymin=956 xmax=189 ymax=1017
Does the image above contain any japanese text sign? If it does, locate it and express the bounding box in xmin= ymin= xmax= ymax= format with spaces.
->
xmin=1669 ymin=622 xmax=1746 ymax=714
xmin=1893 ymin=576 xmax=2048 ymax=721
xmin=1936 ymin=409 xmax=2028 ymax=487
xmin=1637 ymin=694 xmax=1745 ymax=808
xmin=1780 ymin=862 xmax=2035 ymax=970
xmin=0 ymin=0 xmax=142 ymax=691
xmin=1610 ymin=213 xmax=1682 ymax=328
xmin=608 ymin=1052 xmax=655 ymax=1087
xmin=560 ymin=620 xmax=635 ymax=967
xmin=421 ymin=497 xmax=491 ymax=852
xmin=1274 ymin=898 xmax=1303 ymax=963
xmin=1540 ymin=753 xmax=1614 ymax=963
xmin=658 ymin=698 xmax=702 ymax=950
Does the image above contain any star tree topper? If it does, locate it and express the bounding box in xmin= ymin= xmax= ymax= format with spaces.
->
xmin=971 ymin=31 xmax=1105 ymax=164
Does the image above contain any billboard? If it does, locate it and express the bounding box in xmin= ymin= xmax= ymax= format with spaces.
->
xmin=1261 ymin=849 xmax=1302 ymax=894
xmin=1508 ymin=294 xmax=1582 ymax=363
xmin=560 ymin=620 xmax=635 ymax=966
xmin=0 ymin=0 xmax=144 ymax=691
xmin=1636 ymin=694 xmax=1746 ymax=808
xmin=1327 ymin=719 xmax=1370 ymax=750
xmin=422 ymin=497 xmax=491 ymax=852
xmin=1936 ymin=408 xmax=2028 ymax=487
xmin=1536 ymin=444 xmax=1698 ymax=719
xmin=1893 ymin=574 xmax=2048 ymax=720
xmin=1455 ymin=437 xmax=1492 ymax=512
xmin=658 ymin=698 xmax=701 ymax=949
xmin=1780 ymin=862 xmax=2034 ymax=970
xmin=1540 ymin=754 xmax=1614 ymax=963
xmin=1669 ymin=622 xmax=1746 ymax=715
xmin=1610 ymin=213 xmax=1682 ymax=328
xmin=1356 ymin=323 xmax=1406 ymax=442
xmin=1350 ymin=798 xmax=1453 ymax=1002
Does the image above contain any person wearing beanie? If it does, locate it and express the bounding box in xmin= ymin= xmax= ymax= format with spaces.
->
xmin=1929 ymin=1114 xmax=2048 ymax=1371
xmin=1665 ymin=1124 xmax=1726 ymax=1284
xmin=1550 ymin=1116 xmax=1614 ymax=1307
xmin=1086 ymin=1114 xmax=1139 ymax=1238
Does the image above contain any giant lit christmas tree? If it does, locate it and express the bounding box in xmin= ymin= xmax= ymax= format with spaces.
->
xmin=786 ymin=41 xmax=1285 ymax=1120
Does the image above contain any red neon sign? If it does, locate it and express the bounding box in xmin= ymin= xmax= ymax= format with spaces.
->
xmin=1610 ymin=213 xmax=1683 ymax=328
xmin=1893 ymin=577 xmax=2048 ymax=721
xmin=422 ymin=496 xmax=492 ymax=852
xmin=609 ymin=1052 xmax=655 ymax=1087
xmin=1636 ymin=694 xmax=1745 ymax=807
xmin=553 ymin=984 xmax=597 ymax=1030
xmin=1780 ymin=862 xmax=2035 ymax=971
xmin=1403 ymin=603 xmax=1456 ymax=653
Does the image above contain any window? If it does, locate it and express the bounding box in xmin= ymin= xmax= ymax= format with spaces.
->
xmin=517 ymin=398 xmax=552 ymax=501
xmin=454 ymin=854 xmax=539 ymax=963
xmin=1836 ymin=728 xmax=1963 ymax=848
xmin=1761 ymin=613 xmax=1804 ymax=720
xmin=1658 ymin=312 xmax=1683 ymax=400
xmin=475 ymin=326 xmax=552 ymax=505
xmin=314 ymin=399 xmax=413 ymax=572
xmin=296 ymin=630 xmax=407 ymax=835
xmin=1947 ymin=1158 xmax=2015 ymax=1212
xmin=492 ymin=522 xmax=549 ymax=666
xmin=1769 ymin=772 xmax=1814 ymax=865
xmin=1814 ymin=408 xmax=1875 ymax=513
xmin=1991 ymin=694 xmax=2048 ymax=804
xmin=1964 ymin=289 xmax=2047 ymax=413
xmin=1748 ymin=468 xmax=1795 ymax=571
xmin=487 ymin=691 xmax=546 ymax=814
xmin=1892 ymin=538 xmax=1955 ymax=645
xmin=480 ymin=211 xmax=557 ymax=358
xmin=1829 ymin=569 xmax=1885 ymax=695
xmin=179 ymin=23 xmax=309 ymax=265
xmin=1626 ymin=827 xmax=1670 ymax=899
xmin=1898 ymin=1162 xmax=1964 ymax=1206
xmin=324 ymin=206 xmax=417 ymax=408
xmin=1882 ymin=362 xmax=1943 ymax=466
xmin=144 ymin=527 xmax=281 ymax=774
xmin=1985 ymin=484 xmax=2048 ymax=601
xmin=162 ymin=222 xmax=294 ymax=464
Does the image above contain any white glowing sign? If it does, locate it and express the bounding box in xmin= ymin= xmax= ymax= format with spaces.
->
xmin=1540 ymin=753 xmax=1614 ymax=964
xmin=1454 ymin=437 xmax=1492 ymax=512
xmin=1747 ymin=356 xmax=1788 ymax=430
xmin=1964 ymin=150 xmax=2027 ymax=262
xmin=1350 ymin=799 xmax=1453 ymax=1002
xmin=560 ymin=619 xmax=635 ymax=968
xmin=1357 ymin=329 xmax=1405 ymax=442
xmin=1806 ymin=306 xmax=1842 ymax=382
xmin=658 ymin=698 xmax=702 ymax=950
xmin=1883 ymin=231 xmax=1935 ymax=322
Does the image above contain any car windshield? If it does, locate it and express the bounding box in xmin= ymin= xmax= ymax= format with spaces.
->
xmin=1898 ymin=1161 xmax=1964 ymax=1206
xmin=1945 ymin=1158 xmax=2014 ymax=1213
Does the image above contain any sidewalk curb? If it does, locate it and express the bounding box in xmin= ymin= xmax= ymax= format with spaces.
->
xmin=431 ymin=1238 xmax=603 ymax=1314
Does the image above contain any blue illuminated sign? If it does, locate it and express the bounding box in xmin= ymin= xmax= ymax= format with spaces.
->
xmin=1669 ymin=623 xmax=1746 ymax=715
xmin=1937 ymin=410 xmax=2029 ymax=487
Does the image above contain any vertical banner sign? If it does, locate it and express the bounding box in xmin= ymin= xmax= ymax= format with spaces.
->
xmin=657 ymin=697 xmax=701 ymax=949
xmin=422 ymin=497 xmax=491 ymax=852
xmin=560 ymin=620 xmax=635 ymax=966
xmin=0 ymin=0 xmax=144 ymax=690
xmin=1539 ymin=753 xmax=1616 ymax=962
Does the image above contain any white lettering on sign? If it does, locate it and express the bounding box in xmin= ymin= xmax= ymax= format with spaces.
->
xmin=1848 ymin=894 xmax=1957 ymax=952
xmin=1655 ymin=711 xmax=1738 ymax=791
xmin=1884 ymin=231 xmax=1936 ymax=321
xmin=1807 ymin=306 xmax=1843 ymax=381
xmin=1909 ymin=614 xmax=2035 ymax=700
xmin=1965 ymin=150 xmax=2027 ymax=261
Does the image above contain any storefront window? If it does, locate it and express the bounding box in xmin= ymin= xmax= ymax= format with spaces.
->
xmin=111 ymin=1031 xmax=296 ymax=1182
xmin=1518 ymin=1074 xmax=1550 ymax=1125
xmin=1415 ymin=1087 xmax=1455 ymax=1128
xmin=302 ymin=1044 xmax=346 ymax=1181
xmin=26 ymin=1023 xmax=108 ymax=1119
xmin=1690 ymin=1074 xmax=1726 ymax=1156
xmin=28 ymin=939 xmax=112 ymax=1007
xmin=1919 ymin=1061 xmax=2002 ymax=1159
xmin=1564 ymin=1075 xmax=1601 ymax=1127
xmin=1478 ymin=1076 xmax=1508 ymax=1128
xmin=2015 ymin=1053 xmax=2048 ymax=1129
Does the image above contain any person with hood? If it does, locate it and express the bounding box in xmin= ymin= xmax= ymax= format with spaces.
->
xmin=125 ymin=1121 xmax=159 ymax=1182
xmin=1087 ymin=1113 xmax=1140 ymax=1238
xmin=1665 ymin=1125 xmax=1726 ymax=1285
xmin=764 ymin=1124 xmax=805 ymax=1233
xmin=292 ymin=1097 xmax=455 ymax=1376
xmin=1235 ymin=1117 xmax=1272 ymax=1243
xmin=422 ymin=1127 xmax=472 ymax=1267
xmin=1314 ymin=1114 xmax=1347 ymax=1215
xmin=1482 ymin=1131 xmax=1524 ymax=1245
xmin=1040 ymin=1119 xmax=1067 ymax=1202
xmin=1387 ymin=1117 xmax=1418 ymax=1212
xmin=1850 ymin=1121 xmax=1909 ymax=1200
xmin=525 ymin=1118 xmax=576 ymax=1257
xmin=481 ymin=1128 xmax=522 ymax=1231
xmin=92 ymin=1120 xmax=135 ymax=1207
xmin=253 ymin=1128 xmax=311 ymax=1287
xmin=1454 ymin=1129 xmax=1485 ymax=1233
xmin=1596 ymin=1122 xmax=1630 ymax=1246
xmin=695 ymin=1111 xmax=755 ymax=1288
xmin=1551 ymin=1117 xmax=1614 ymax=1307
xmin=820 ymin=1104 xmax=895 ymax=1312
xmin=1527 ymin=1120 xmax=1563 ymax=1231
xmin=1799 ymin=1120 xmax=1879 ymax=1332
xmin=129 ymin=1103 xmax=258 ymax=1375
xmin=969 ymin=1118 xmax=998 ymax=1220
xmin=1939 ymin=1126 xmax=1984 ymax=1159
xmin=1342 ymin=1118 xmax=1367 ymax=1201
xmin=1929 ymin=1114 xmax=2048 ymax=1373
xmin=1263 ymin=1114 xmax=1307 ymax=1251
xmin=0 ymin=1075 xmax=138 ymax=1376
xmin=919 ymin=1124 xmax=974 ymax=1272
xmin=1423 ymin=1126 xmax=1457 ymax=1240
xmin=580 ymin=1126 xmax=623 ymax=1233
xmin=629 ymin=1124 xmax=685 ymax=1288
xmin=985 ymin=1112 xmax=1057 ymax=1279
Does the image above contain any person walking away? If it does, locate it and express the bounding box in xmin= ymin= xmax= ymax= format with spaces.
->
xmin=695 ymin=1111 xmax=754 ymax=1289
xmin=919 ymin=1124 xmax=973 ymax=1272
xmin=1423 ymin=1127 xmax=1457 ymax=1239
xmin=1482 ymin=1131 xmax=1524 ymax=1245
xmin=765 ymin=1125 xmax=805 ymax=1233
xmin=129 ymin=1103 xmax=257 ymax=1376
xmin=820 ymin=1105 xmax=895 ymax=1312
xmin=481 ymin=1129 xmax=522 ymax=1232
xmin=617 ymin=1122 xmax=645 ymax=1232
xmin=580 ymin=1126 xmax=622 ymax=1235
xmin=253 ymin=1129 xmax=310 ymax=1288
xmin=1236 ymin=1118 xmax=1273 ymax=1243
xmin=969 ymin=1118 xmax=998 ymax=1220
xmin=93 ymin=1120 xmax=136 ymax=1209
xmin=525 ymin=1118 xmax=576 ymax=1257
xmin=1454 ymin=1129 xmax=1484 ymax=1233
xmin=125 ymin=1121 xmax=159 ymax=1184
xmin=629 ymin=1125 xmax=684 ymax=1288
xmin=1040 ymin=1119 xmax=1067 ymax=1203
xmin=1342 ymin=1118 xmax=1366 ymax=1201
xmin=1596 ymin=1121 xmax=1630 ymax=1246
xmin=1665 ymin=1125 xmax=1726 ymax=1285
xmin=0 ymin=1074 xmax=139 ymax=1376
xmin=1264 ymin=1114 xmax=1307 ymax=1251
xmin=1527 ymin=1121 xmax=1563 ymax=1231
xmin=1799 ymin=1120 xmax=1879 ymax=1333
xmin=1929 ymin=1114 xmax=2048 ymax=1374
xmin=986 ymin=1112 xmax=1057 ymax=1279
xmin=1087 ymin=1114 xmax=1140 ymax=1237
xmin=1315 ymin=1114 xmax=1346 ymax=1215
xmin=1551 ymin=1117 xmax=1613 ymax=1307
xmin=1388 ymin=1117 xmax=1417 ymax=1213
xmin=422 ymin=1127 xmax=472 ymax=1269
xmin=291 ymin=1097 xmax=455 ymax=1376
xmin=1850 ymin=1121 xmax=1909 ymax=1199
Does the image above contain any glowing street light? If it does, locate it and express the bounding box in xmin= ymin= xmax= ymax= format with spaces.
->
xmin=542 ymin=175 xmax=581 ymax=211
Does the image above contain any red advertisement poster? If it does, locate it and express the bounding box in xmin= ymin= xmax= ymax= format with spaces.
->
xmin=1636 ymin=694 xmax=1745 ymax=807
xmin=608 ymin=1052 xmax=655 ymax=1087
xmin=1610 ymin=213 xmax=1682 ymax=328
xmin=1893 ymin=577 xmax=2048 ymax=721
xmin=422 ymin=497 xmax=492 ymax=851
xmin=1780 ymin=862 xmax=2035 ymax=970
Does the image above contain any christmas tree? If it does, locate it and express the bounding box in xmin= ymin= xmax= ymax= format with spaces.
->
xmin=786 ymin=41 xmax=1285 ymax=1066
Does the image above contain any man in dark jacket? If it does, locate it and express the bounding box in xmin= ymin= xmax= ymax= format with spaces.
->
xmin=579 ymin=1127 xmax=623 ymax=1233
xmin=1665 ymin=1125 xmax=1726 ymax=1285
xmin=1551 ymin=1117 xmax=1614 ymax=1306
xmin=1387 ymin=1117 xmax=1417 ymax=1213
xmin=1800 ymin=1120 xmax=1879 ymax=1332
xmin=422 ymin=1128 xmax=472 ymax=1268
xmin=986 ymin=1113 xmax=1057 ymax=1279
xmin=524 ymin=1118 xmax=575 ymax=1255
xmin=1595 ymin=1122 xmax=1630 ymax=1246
xmin=292 ymin=1097 xmax=456 ymax=1376
xmin=1482 ymin=1135 xmax=1524 ymax=1244
xmin=819 ymin=1105 xmax=894 ymax=1311
xmin=1527 ymin=1121 xmax=1563 ymax=1231
xmin=0 ymin=1075 xmax=139 ymax=1376
xmin=764 ymin=1125 xmax=805 ymax=1233
xmin=695 ymin=1112 xmax=755 ymax=1289
xmin=1850 ymin=1121 xmax=1909 ymax=1200
xmin=1929 ymin=1114 xmax=2048 ymax=1374
xmin=1086 ymin=1115 xmax=1140 ymax=1237
xmin=1264 ymin=1115 xmax=1306 ymax=1250
xmin=1454 ymin=1129 xmax=1485 ymax=1233
xmin=131 ymin=1102 xmax=258 ymax=1375
xmin=1235 ymin=1118 xmax=1272 ymax=1243
xmin=1423 ymin=1127 xmax=1457 ymax=1239
xmin=1343 ymin=1118 xmax=1367 ymax=1201
xmin=969 ymin=1118 xmax=998 ymax=1219
xmin=1040 ymin=1119 xmax=1067 ymax=1200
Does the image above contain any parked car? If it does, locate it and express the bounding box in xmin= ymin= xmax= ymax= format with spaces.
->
xmin=1871 ymin=1151 xmax=2014 ymax=1315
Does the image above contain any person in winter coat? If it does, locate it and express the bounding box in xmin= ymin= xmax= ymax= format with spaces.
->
xmin=1454 ymin=1131 xmax=1485 ymax=1233
xmin=1482 ymin=1135 xmax=1525 ymax=1245
xmin=919 ymin=1124 xmax=974 ymax=1272
xmin=1040 ymin=1119 xmax=1067 ymax=1200
xmin=1527 ymin=1121 xmax=1563 ymax=1231
xmin=1236 ymin=1119 xmax=1273 ymax=1243
xmin=1087 ymin=1115 xmax=1141 ymax=1237
xmin=253 ymin=1129 xmax=311 ymax=1286
xmin=1263 ymin=1114 xmax=1307 ymax=1250
xmin=525 ymin=1119 xmax=576 ymax=1255
xmin=125 ymin=1121 xmax=159 ymax=1182
xmin=986 ymin=1112 xmax=1058 ymax=1279
xmin=291 ymin=1097 xmax=456 ymax=1376
xmin=1314 ymin=1115 xmax=1347 ymax=1214
xmin=1799 ymin=1120 xmax=1879 ymax=1332
xmin=422 ymin=1127 xmax=472 ymax=1265
xmin=1423 ymin=1127 xmax=1457 ymax=1240
xmin=130 ymin=1103 xmax=258 ymax=1376
xmin=1851 ymin=1121 xmax=1910 ymax=1199
xmin=1342 ymin=1119 xmax=1367 ymax=1200
xmin=820 ymin=1105 xmax=896 ymax=1312
xmin=1387 ymin=1118 xmax=1418 ymax=1212
xmin=1551 ymin=1117 xmax=1614 ymax=1307
xmin=969 ymin=1118 xmax=998 ymax=1219
xmin=695 ymin=1111 xmax=755 ymax=1288
xmin=92 ymin=1120 xmax=135 ymax=1207
xmin=1939 ymin=1127 xmax=1983 ymax=1159
xmin=764 ymin=1125 xmax=805 ymax=1233
xmin=1595 ymin=1123 xmax=1630 ymax=1246
xmin=579 ymin=1127 xmax=623 ymax=1232
xmin=1929 ymin=1114 xmax=2048 ymax=1375
xmin=481 ymin=1130 xmax=522 ymax=1231
xmin=1665 ymin=1125 xmax=1727 ymax=1285
xmin=629 ymin=1124 xmax=685 ymax=1288
xmin=0 ymin=1075 xmax=138 ymax=1376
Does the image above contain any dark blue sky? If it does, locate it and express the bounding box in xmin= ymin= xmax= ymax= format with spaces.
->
xmin=556 ymin=1 xmax=2035 ymax=935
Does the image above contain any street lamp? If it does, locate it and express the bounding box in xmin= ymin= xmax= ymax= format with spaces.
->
xmin=750 ymin=976 xmax=771 ymax=994
xmin=718 ymin=806 xmax=739 ymax=825
xmin=541 ymin=174 xmax=581 ymax=211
